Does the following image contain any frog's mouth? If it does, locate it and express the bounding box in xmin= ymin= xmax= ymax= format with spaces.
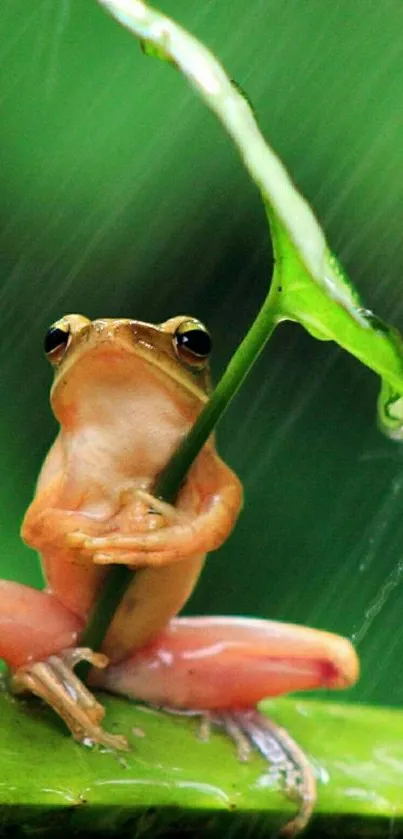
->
xmin=50 ymin=336 xmax=209 ymax=429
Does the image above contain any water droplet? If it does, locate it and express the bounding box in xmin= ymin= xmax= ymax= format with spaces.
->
xmin=357 ymin=308 xmax=391 ymax=334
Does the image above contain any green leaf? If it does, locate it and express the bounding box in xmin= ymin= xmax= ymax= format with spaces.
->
xmin=266 ymin=208 xmax=403 ymax=412
xmin=98 ymin=0 xmax=403 ymax=436
xmin=1 ymin=680 xmax=402 ymax=836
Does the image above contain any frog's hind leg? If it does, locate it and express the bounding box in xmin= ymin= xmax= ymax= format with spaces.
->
xmin=0 ymin=580 xmax=82 ymax=666
xmin=93 ymin=615 xmax=359 ymax=708
xmin=92 ymin=616 xmax=359 ymax=835
xmin=0 ymin=581 xmax=127 ymax=750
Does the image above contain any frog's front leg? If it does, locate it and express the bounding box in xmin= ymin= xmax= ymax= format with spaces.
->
xmin=0 ymin=581 xmax=127 ymax=750
xmin=92 ymin=616 xmax=359 ymax=836
xmin=21 ymin=493 xmax=111 ymax=556
xmin=69 ymin=454 xmax=243 ymax=567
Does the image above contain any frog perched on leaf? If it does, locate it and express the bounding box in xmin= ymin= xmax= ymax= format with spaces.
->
xmin=0 ymin=314 xmax=358 ymax=835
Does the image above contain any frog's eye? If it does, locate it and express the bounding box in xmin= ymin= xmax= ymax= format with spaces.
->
xmin=174 ymin=320 xmax=212 ymax=370
xmin=44 ymin=322 xmax=70 ymax=363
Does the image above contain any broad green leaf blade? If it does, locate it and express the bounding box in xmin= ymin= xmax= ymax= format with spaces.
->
xmin=267 ymin=208 xmax=403 ymax=394
xmin=1 ymin=680 xmax=402 ymax=836
xmin=97 ymin=0 xmax=403 ymax=435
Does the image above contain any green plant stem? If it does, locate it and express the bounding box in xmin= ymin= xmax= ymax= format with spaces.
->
xmin=80 ymin=567 xmax=132 ymax=654
xmin=79 ymin=289 xmax=280 ymax=674
xmin=155 ymin=292 xmax=279 ymax=501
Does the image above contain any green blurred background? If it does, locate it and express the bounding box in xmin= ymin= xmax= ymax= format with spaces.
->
xmin=1 ymin=0 xmax=403 ymax=707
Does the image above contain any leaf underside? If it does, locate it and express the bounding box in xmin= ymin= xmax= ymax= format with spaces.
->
xmin=1 ymin=679 xmax=402 ymax=837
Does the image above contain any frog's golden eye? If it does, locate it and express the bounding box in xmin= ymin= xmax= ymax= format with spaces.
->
xmin=174 ymin=320 xmax=212 ymax=370
xmin=44 ymin=322 xmax=70 ymax=364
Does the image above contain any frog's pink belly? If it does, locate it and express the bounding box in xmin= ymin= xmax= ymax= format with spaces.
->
xmin=92 ymin=616 xmax=359 ymax=708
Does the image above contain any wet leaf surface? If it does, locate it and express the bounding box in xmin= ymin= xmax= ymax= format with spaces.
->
xmin=1 ymin=681 xmax=402 ymax=836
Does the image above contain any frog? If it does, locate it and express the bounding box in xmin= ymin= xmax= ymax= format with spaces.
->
xmin=0 ymin=314 xmax=359 ymax=835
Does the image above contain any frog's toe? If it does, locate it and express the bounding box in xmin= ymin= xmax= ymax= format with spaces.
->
xmin=228 ymin=709 xmax=315 ymax=836
xmin=198 ymin=710 xmax=253 ymax=762
xmin=11 ymin=648 xmax=128 ymax=751
xmin=61 ymin=646 xmax=109 ymax=671
xmin=159 ymin=705 xmax=314 ymax=835
xmin=134 ymin=489 xmax=179 ymax=522
xmin=91 ymin=549 xmax=177 ymax=567
xmin=66 ymin=531 xmax=91 ymax=549
xmin=202 ymin=708 xmax=315 ymax=837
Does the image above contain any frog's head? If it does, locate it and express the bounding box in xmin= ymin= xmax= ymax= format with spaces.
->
xmin=44 ymin=314 xmax=212 ymax=428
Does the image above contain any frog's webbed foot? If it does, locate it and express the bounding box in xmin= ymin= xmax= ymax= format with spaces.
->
xmin=201 ymin=708 xmax=315 ymax=837
xmin=10 ymin=648 xmax=128 ymax=751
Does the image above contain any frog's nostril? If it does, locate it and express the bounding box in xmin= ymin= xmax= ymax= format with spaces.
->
xmin=91 ymin=320 xmax=115 ymax=341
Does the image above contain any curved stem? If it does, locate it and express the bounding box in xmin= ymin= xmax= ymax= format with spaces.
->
xmin=155 ymin=294 xmax=279 ymax=502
